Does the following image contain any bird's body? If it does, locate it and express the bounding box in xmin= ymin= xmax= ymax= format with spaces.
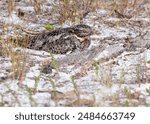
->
xmin=14 ymin=24 xmax=93 ymax=54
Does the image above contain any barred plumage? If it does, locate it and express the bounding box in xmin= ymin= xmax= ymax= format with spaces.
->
xmin=12 ymin=24 xmax=92 ymax=54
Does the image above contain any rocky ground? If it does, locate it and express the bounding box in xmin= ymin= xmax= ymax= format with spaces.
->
xmin=0 ymin=0 xmax=150 ymax=106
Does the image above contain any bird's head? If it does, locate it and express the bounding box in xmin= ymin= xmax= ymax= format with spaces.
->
xmin=68 ymin=24 xmax=93 ymax=37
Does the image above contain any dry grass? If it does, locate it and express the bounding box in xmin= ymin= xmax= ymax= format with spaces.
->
xmin=6 ymin=0 xmax=145 ymax=22
xmin=1 ymin=38 xmax=28 ymax=82
xmin=52 ymin=0 xmax=100 ymax=24
xmin=7 ymin=0 xmax=15 ymax=16
xmin=0 ymin=23 xmax=29 ymax=83
xmin=7 ymin=0 xmax=42 ymax=16
xmin=111 ymin=0 xmax=147 ymax=17
xmin=93 ymin=62 xmax=113 ymax=87
xmin=29 ymin=0 xmax=42 ymax=14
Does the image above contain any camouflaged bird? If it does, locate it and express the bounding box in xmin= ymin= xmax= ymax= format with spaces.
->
xmin=18 ymin=24 xmax=93 ymax=54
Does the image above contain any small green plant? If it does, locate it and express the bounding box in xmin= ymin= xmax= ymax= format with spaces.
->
xmin=45 ymin=23 xmax=54 ymax=32
xmin=93 ymin=62 xmax=112 ymax=87
xmin=124 ymin=87 xmax=131 ymax=98
xmin=115 ymin=21 xmax=121 ymax=27
xmin=119 ymin=69 xmax=125 ymax=84
xmin=123 ymin=87 xmax=137 ymax=99
xmin=49 ymin=77 xmax=58 ymax=106
xmin=71 ymin=76 xmax=77 ymax=90
xmin=34 ymin=74 xmax=41 ymax=93
xmin=111 ymin=95 xmax=119 ymax=106
xmin=49 ymin=51 xmax=59 ymax=73
xmin=93 ymin=61 xmax=100 ymax=77
xmin=135 ymin=53 xmax=148 ymax=85
xmin=26 ymin=86 xmax=36 ymax=107
xmin=0 ymin=95 xmax=4 ymax=107
xmin=146 ymin=88 xmax=150 ymax=95
xmin=124 ymin=100 xmax=129 ymax=107
xmin=71 ymin=76 xmax=80 ymax=99
xmin=34 ymin=69 xmax=44 ymax=93
xmin=49 ymin=78 xmax=57 ymax=96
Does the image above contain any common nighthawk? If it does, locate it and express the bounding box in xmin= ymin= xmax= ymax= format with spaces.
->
xmin=26 ymin=24 xmax=93 ymax=54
